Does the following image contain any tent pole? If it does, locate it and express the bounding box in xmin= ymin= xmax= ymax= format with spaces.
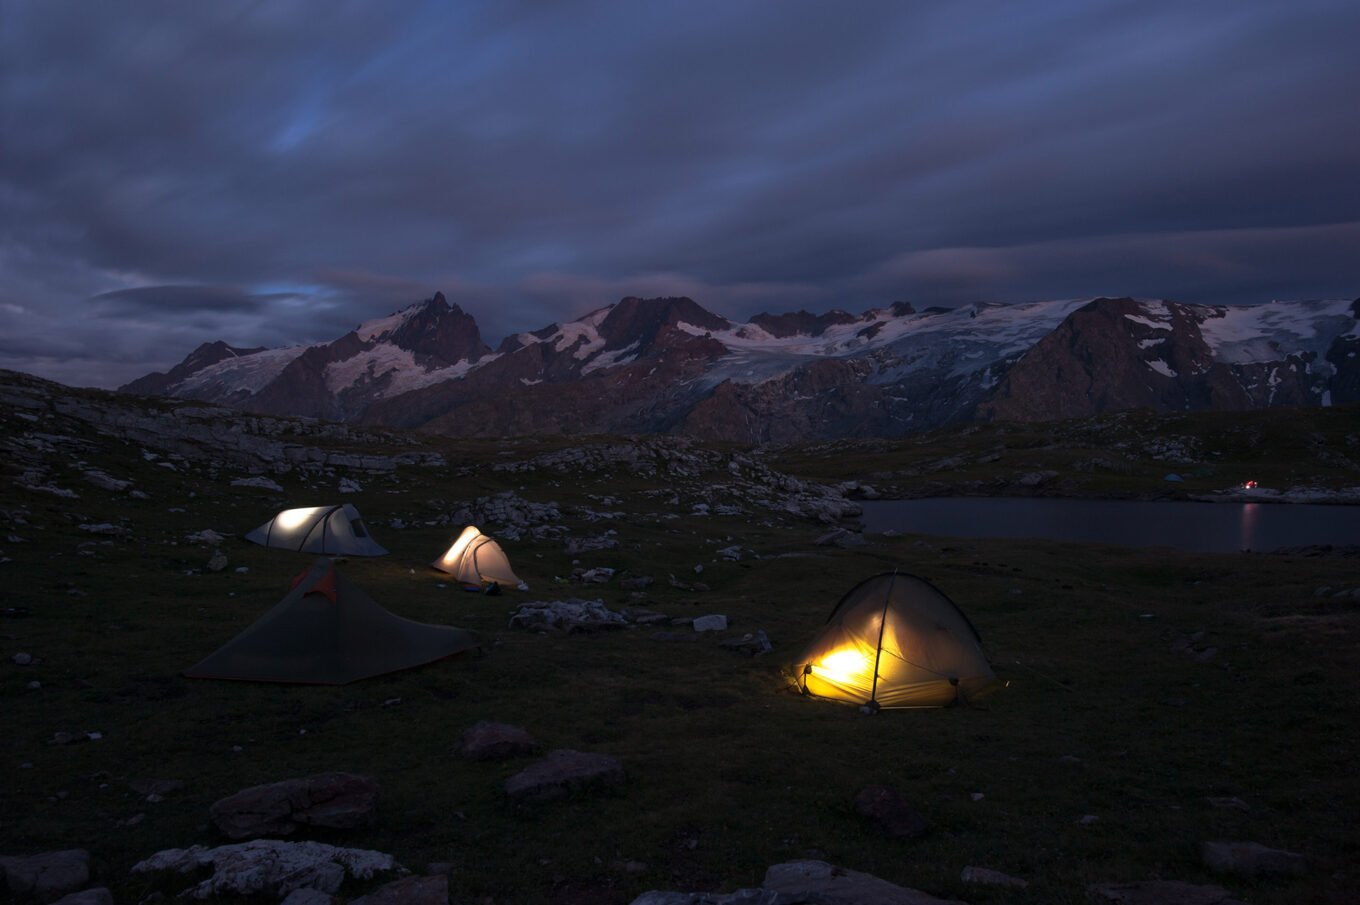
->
xmin=868 ymin=571 xmax=895 ymax=708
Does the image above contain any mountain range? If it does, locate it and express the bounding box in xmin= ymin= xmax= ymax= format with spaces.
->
xmin=121 ymin=292 xmax=1360 ymax=441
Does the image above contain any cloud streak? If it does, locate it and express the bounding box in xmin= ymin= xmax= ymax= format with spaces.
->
xmin=1 ymin=0 xmax=1357 ymax=386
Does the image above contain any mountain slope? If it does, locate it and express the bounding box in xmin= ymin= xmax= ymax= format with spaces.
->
xmin=122 ymin=292 xmax=1359 ymax=441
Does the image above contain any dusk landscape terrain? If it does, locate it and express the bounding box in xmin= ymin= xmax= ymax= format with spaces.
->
xmin=2 ymin=2 xmax=1359 ymax=904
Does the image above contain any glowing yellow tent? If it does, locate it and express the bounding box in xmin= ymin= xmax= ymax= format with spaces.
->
xmin=794 ymin=572 xmax=996 ymax=710
xmin=432 ymin=525 xmax=524 ymax=588
xmin=244 ymin=504 xmax=388 ymax=556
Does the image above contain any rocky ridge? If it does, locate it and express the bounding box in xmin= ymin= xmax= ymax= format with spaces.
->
xmin=120 ymin=294 xmax=1360 ymax=442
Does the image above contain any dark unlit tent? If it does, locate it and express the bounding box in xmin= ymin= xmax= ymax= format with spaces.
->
xmin=794 ymin=572 xmax=996 ymax=709
xmin=244 ymin=503 xmax=388 ymax=556
xmin=185 ymin=558 xmax=478 ymax=684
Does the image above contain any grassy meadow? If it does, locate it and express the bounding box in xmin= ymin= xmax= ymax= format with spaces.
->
xmin=1 ymin=386 xmax=1357 ymax=904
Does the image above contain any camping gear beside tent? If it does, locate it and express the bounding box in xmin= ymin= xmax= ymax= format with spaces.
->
xmin=794 ymin=572 xmax=996 ymax=709
xmin=185 ymin=558 xmax=478 ymax=684
xmin=432 ymin=525 xmax=524 ymax=588
xmin=244 ymin=504 xmax=388 ymax=556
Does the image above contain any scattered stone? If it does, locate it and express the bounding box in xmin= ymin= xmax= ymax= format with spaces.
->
xmin=960 ymin=866 xmax=1027 ymax=889
xmin=231 ymin=476 xmax=285 ymax=492
xmin=969 ymin=792 xmax=985 ymax=801
xmin=854 ymin=785 xmax=930 ymax=839
xmin=1202 ymin=840 xmax=1308 ymax=877
xmin=185 ymin=529 xmax=226 ymax=545
xmin=1079 ymin=814 xmax=1100 ymax=825
xmin=508 ymin=598 xmax=627 ymax=633
xmin=458 ymin=721 xmax=537 ymax=761
xmin=48 ymin=730 xmax=101 ymax=745
xmin=693 ymin=563 xmax=704 ymax=575
xmin=280 ymin=889 xmax=336 ymax=905
xmin=1018 ymin=470 xmax=1059 ymax=487
xmin=1089 ymin=880 xmax=1248 ymax=904
xmin=130 ymin=779 xmax=186 ymax=797
xmin=716 ymin=545 xmax=742 ymax=561
xmin=814 ymin=528 xmax=866 ymax=548
xmin=564 ymin=533 xmax=619 ymax=554
xmin=717 ymin=631 xmax=772 ymax=656
xmin=350 ymin=874 xmax=448 ymax=905
xmin=619 ymin=575 xmax=654 ymax=590
xmin=578 ymin=567 xmax=615 ymax=584
xmin=338 ymin=478 xmax=363 ymax=494
xmin=692 ymin=614 xmax=728 ymax=632
xmin=50 ymin=888 xmax=114 ymax=905
xmin=206 ymin=550 xmax=228 ymax=572
xmin=209 ymin=772 xmax=379 ymax=839
xmin=0 ymin=850 xmax=91 ymax=902
xmin=1206 ymin=796 xmax=1249 ymax=811
xmin=763 ymin=860 xmax=966 ymax=904
xmin=505 ymin=749 xmax=625 ymax=803
xmin=131 ymin=839 xmax=399 ymax=900
xmin=78 ymin=523 xmax=127 ymax=536
xmin=13 ymin=652 xmax=33 ymax=665
xmin=82 ymin=470 xmax=131 ymax=492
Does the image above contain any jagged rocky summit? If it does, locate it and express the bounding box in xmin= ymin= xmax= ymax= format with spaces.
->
xmin=122 ymin=293 xmax=1360 ymax=442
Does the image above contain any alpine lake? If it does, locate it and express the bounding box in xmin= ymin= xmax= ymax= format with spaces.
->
xmin=2 ymin=378 xmax=1357 ymax=905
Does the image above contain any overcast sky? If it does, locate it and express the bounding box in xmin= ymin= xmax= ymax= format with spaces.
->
xmin=3 ymin=1 xmax=1358 ymax=387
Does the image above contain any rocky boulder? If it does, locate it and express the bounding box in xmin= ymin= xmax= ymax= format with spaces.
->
xmin=1201 ymin=840 xmax=1308 ymax=877
xmin=508 ymin=598 xmax=627 ymax=633
xmin=209 ymin=772 xmax=379 ymax=839
xmin=458 ymin=721 xmax=537 ymax=761
xmin=631 ymin=859 xmax=967 ymax=905
xmin=505 ymin=749 xmax=625 ymax=803
xmin=132 ymin=839 xmax=399 ymax=900
xmin=854 ymin=785 xmax=930 ymax=839
xmin=1089 ymin=880 xmax=1249 ymax=904
xmin=0 ymin=849 xmax=91 ymax=903
xmin=350 ymin=874 xmax=449 ymax=905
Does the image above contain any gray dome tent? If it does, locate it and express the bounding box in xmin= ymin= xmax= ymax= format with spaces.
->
xmin=794 ymin=572 xmax=996 ymax=709
xmin=185 ymin=558 xmax=478 ymax=684
xmin=244 ymin=503 xmax=388 ymax=556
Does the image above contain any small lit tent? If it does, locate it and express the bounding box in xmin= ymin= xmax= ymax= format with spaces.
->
xmin=244 ymin=504 xmax=388 ymax=556
xmin=185 ymin=558 xmax=478 ymax=684
xmin=795 ymin=572 xmax=996 ymax=709
xmin=432 ymin=525 xmax=524 ymax=587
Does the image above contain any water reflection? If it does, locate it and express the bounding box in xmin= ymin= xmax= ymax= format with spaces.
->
xmin=1240 ymin=503 xmax=1259 ymax=551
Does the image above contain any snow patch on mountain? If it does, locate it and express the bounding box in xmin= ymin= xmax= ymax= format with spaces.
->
xmin=324 ymin=345 xmax=494 ymax=396
xmin=176 ymin=346 xmax=304 ymax=396
xmin=581 ymin=341 xmax=641 ymax=375
xmin=356 ymin=306 xmax=423 ymax=342
xmin=1198 ymin=298 xmax=1355 ymax=365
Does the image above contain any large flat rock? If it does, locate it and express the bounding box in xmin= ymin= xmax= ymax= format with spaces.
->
xmin=504 ymin=749 xmax=625 ymax=803
xmin=209 ymin=772 xmax=378 ymax=839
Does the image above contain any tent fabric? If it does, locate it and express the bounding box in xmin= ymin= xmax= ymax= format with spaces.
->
xmin=432 ymin=525 xmax=522 ymax=586
xmin=244 ymin=504 xmax=388 ymax=556
xmin=185 ymin=558 xmax=478 ymax=684
xmin=794 ymin=572 xmax=996 ymax=709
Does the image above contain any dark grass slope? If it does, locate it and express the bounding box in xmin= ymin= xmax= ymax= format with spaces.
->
xmin=1 ymin=377 xmax=1357 ymax=904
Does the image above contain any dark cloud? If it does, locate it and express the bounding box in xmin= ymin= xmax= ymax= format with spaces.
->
xmin=2 ymin=0 xmax=1357 ymax=387
xmin=90 ymin=285 xmax=274 ymax=314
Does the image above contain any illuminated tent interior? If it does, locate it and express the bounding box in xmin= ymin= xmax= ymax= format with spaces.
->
xmin=432 ymin=525 xmax=525 ymax=588
xmin=244 ymin=503 xmax=388 ymax=556
xmin=794 ymin=572 xmax=996 ymax=709
xmin=185 ymin=558 xmax=478 ymax=684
